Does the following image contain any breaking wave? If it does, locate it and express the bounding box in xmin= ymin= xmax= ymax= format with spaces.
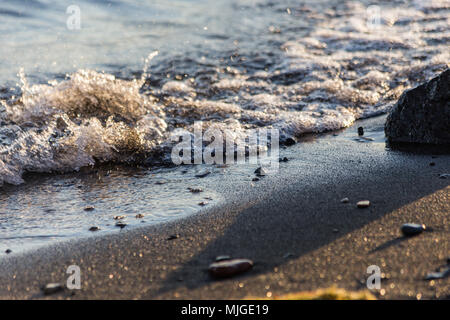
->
xmin=0 ymin=0 xmax=448 ymax=186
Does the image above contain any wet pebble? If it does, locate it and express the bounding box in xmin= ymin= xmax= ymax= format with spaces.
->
xmin=42 ymin=283 xmax=64 ymax=295
xmin=279 ymin=157 xmax=289 ymax=162
xmin=198 ymin=201 xmax=208 ymax=206
xmin=357 ymin=200 xmax=370 ymax=208
xmin=254 ymin=167 xmax=268 ymax=177
xmin=84 ymin=206 xmax=95 ymax=212
xmin=209 ymin=259 xmax=253 ymax=278
xmin=195 ymin=170 xmax=211 ymax=178
xmin=113 ymin=215 xmax=125 ymax=220
xmin=401 ymin=223 xmax=426 ymax=237
xmin=5 ymin=249 xmax=12 ymax=254
xmin=115 ymin=221 xmax=127 ymax=228
xmin=252 ymin=177 xmax=260 ymax=182
xmin=135 ymin=214 xmax=145 ymax=219
xmin=167 ymin=234 xmax=179 ymax=240
xmin=89 ymin=226 xmax=99 ymax=232
xmin=340 ymin=197 xmax=349 ymax=203
xmin=358 ymin=127 xmax=364 ymax=136
xmin=188 ymin=187 xmax=203 ymax=193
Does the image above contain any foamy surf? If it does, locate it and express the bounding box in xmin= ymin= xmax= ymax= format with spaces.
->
xmin=0 ymin=0 xmax=449 ymax=186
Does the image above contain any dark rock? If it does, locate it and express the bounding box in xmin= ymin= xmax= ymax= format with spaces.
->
xmin=279 ymin=157 xmax=289 ymax=162
xmin=280 ymin=136 xmax=297 ymax=146
xmin=5 ymin=249 xmax=12 ymax=254
xmin=208 ymin=259 xmax=253 ymax=278
xmin=188 ymin=187 xmax=203 ymax=193
xmin=358 ymin=127 xmax=364 ymax=136
xmin=254 ymin=167 xmax=267 ymax=177
xmin=198 ymin=201 xmax=208 ymax=206
xmin=401 ymin=223 xmax=426 ymax=237
xmin=341 ymin=197 xmax=349 ymax=203
xmin=385 ymin=69 xmax=450 ymax=145
xmin=429 ymin=162 xmax=435 ymax=166
xmin=167 ymin=234 xmax=179 ymax=240
xmin=135 ymin=213 xmax=145 ymax=219
xmin=42 ymin=283 xmax=64 ymax=295
xmin=89 ymin=226 xmax=99 ymax=232
xmin=84 ymin=206 xmax=95 ymax=211
xmin=115 ymin=221 xmax=127 ymax=228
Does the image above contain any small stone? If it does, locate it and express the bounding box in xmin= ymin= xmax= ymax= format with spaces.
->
xmin=215 ymin=255 xmax=231 ymax=262
xmin=188 ymin=187 xmax=203 ymax=193
xmin=113 ymin=215 xmax=125 ymax=220
xmin=357 ymin=200 xmax=370 ymax=208
xmin=167 ymin=234 xmax=179 ymax=240
xmin=254 ymin=167 xmax=268 ymax=177
xmin=429 ymin=162 xmax=435 ymax=166
xmin=115 ymin=221 xmax=127 ymax=228
xmin=42 ymin=283 xmax=64 ymax=295
xmin=84 ymin=206 xmax=95 ymax=211
xmin=155 ymin=180 xmax=167 ymax=185
xmin=198 ymin=201 xmax=208 ymax=206
xmin=208 ymin=259 xmax=253 ymax=278
xmin=195 ymin=170 xmax=211 ymax=178
xmin=135 ymin=214 xmax=145 ymax=219
xmin=89 ymin=226 xmax=99 ymax=232
xmin=252 ymin=177 xmax=260 ymax=182
xmin=279 ymin=157 xmax=289 ymax=162
xmin=401 ymin=223 xmax=426 ymax=237
xmin=358 ymin=127 xmax=364 ymax=136
xmin=425 ymin=267 xmax=450 ymax=280
xmin=5 ymin=249 xmax=12 ymax=254
xmin=340 ymin=197 xmax=349 ymax=203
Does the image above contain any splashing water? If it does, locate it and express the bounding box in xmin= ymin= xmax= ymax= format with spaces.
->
xmin=0 ymin=0 xmax=449 ymax=186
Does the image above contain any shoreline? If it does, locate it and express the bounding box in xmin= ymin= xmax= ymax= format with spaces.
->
xmin=0 ymin=115 xmax=449 ymax=299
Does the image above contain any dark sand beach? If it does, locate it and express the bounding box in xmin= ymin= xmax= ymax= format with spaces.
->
xmin=0 ymin=115 xmax=448 ymax=300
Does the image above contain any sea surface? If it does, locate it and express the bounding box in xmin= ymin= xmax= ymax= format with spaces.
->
xmin=0 ymin=0 xmax=448 ymax=253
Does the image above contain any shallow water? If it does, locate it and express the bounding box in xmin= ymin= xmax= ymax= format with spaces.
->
xmin=0 ymin=0 xmax=448 ymax=252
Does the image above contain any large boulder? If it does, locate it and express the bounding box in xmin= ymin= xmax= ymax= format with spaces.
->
xmin=385 ymin=69 xmax=449 ymax=145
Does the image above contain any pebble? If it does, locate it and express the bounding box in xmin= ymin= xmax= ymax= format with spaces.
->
xmin=252 ymin=177 xmax=260 ymax=182
xmin=195 ymin=171 xmax=211 ymax=178
xmin=208 ymin=259 xmax=253 ymax=278
xmin=84 ymin=206 xmax=95 ymax=211
xmin=188 ymin=187 xmax=203 ymax=193
xmin=115 ymin=221 xmax=127 ymax=228
xmin=279 ymin=157 xmax=289 ymax=162
xmin=89 ymin=226 xmax=99 ymax=232
xmin=254 ymin=167 xmax=268 ymax=177
xmin=425 ymin=267 xmax=450 ymax=280
xmin=356 ymin=200 xmax=370 ymax=208
xmin=113 ymin=215 xmax=125 ymax=220
xmin=155 ymin=180 xmax=167 ymax=185
xmin=167 ymin=234 xmax=179 ymax=240
xmin=198 ymin=201 xmax=208 ymax=206
xmin=42 ymin=283 xmax=64 ymax=295
xmin=358 ymin=127 xmax=364 ymax=136
xmin=5 ymin=249 xmax=12 ymax=254
xmin=135 ymin=214 xmax=145 ymax=219
xmin=340 ymin=197 xmax=349 ymax=203
xmin=215 ymin=255 xmax=231 ymax=262
xmin=401 ymin=223 xmax=426 ymax=237
xmin=429 ymin=162 xmax=435 ymax=166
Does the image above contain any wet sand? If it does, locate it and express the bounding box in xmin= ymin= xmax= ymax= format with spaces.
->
xmin=0 ymin=115 xmax=448 ymax=299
